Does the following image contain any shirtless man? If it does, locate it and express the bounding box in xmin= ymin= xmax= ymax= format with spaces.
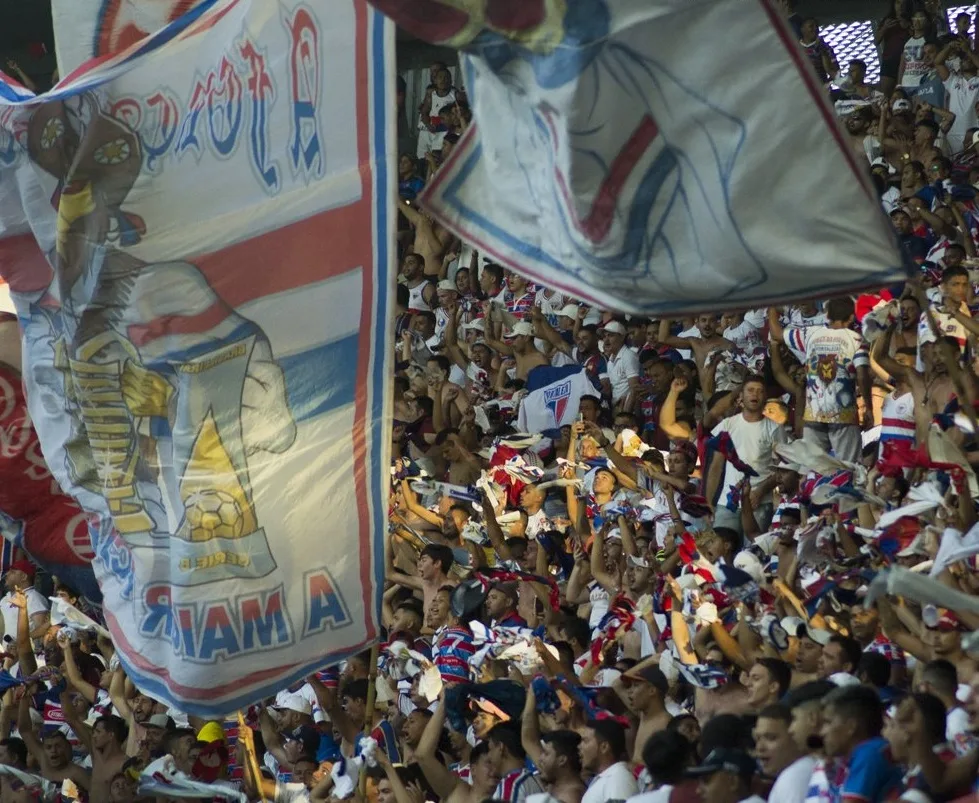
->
xmin=16 ymin=690 xmax=90 ymax=796
xmin=659 ymin=313 xmax=735 ymax=356
xmin=484 ymin=321 xmax=549 ymax=381
xmin=60 ymin=702 xmax=128 ymax=803
xmin=386 ymin=541 xmax=456 ymax=619
xmin=620 ymin=667 xmax=673 ymax=766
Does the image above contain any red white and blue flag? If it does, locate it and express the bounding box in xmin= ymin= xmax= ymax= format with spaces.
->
xmin=516 ymin=364 xmax=595 ymax=437
xmin=0 ymin=0 xmax=394 ymax=715
xmin=367 ymin=0 xmax=907 ymax=315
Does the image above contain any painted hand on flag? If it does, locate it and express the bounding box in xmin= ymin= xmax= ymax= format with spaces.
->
xmin=121 ymin=360 xmax=173 ymax=417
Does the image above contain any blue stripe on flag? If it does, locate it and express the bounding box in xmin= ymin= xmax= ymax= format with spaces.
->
xmin=369 ymin=6 xmax=391 ymax=629
xmin=279 ymin=335 xmax=359 ymax=423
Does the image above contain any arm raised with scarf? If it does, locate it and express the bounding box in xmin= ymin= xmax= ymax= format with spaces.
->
xmin=481 ymin=490 xmax=514 ymax=562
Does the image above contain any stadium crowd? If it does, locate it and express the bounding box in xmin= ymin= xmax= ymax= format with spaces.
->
xmin=6 ymin=1 xmax=979 ymax=802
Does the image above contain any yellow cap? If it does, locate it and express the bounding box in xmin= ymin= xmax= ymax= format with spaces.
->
xmin=197 ymin=721 xmax=225 ymax=744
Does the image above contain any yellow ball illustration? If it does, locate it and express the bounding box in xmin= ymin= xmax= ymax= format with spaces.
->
xmin=184 ymin=490 xmax=245 ymax=542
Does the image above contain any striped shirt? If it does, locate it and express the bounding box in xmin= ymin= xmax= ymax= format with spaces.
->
xmin=879 ymin=390 xmax=915 ymax=445
xmin=433 ymin=625 xmax=475 ymax=683
xmin=494 ymin=767 xmax=545 ymax=802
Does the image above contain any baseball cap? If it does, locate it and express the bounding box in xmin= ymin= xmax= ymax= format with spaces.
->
xmin=436 ymin=279 xmax=457 ymax=292
xmin=461 ymin=318 xmax=485 ymax=332
xmin=144 ymin=713 xmax=171 ymax=730
xmin=602 ymin=321 xmax=627 ymax=336
xmin=892 ymin=98 xmax=912 ymax=112
xmin=510 ymin=321 xmax=534 ymax=337
xmin=781 ymin=616 xmax=832 ymax=646
xmin=972 ymin=130 xmax=979 ymax=148
xmin=557 ymin=304 xmax=580 ymax=319
xmin=286 ymin=725 xmax=321 ymax=755
xmin=490 ymin=581 xmax=519 ymax=603
xmin=686 ymin=748 xmax=757 ymax=780
xmin=273 ymin=692 xmax=312 ymax=716
xmin=622 ymin=665 xmax=669 ymax=697
xmin=7 ymin=560 xmax=36 ymax=581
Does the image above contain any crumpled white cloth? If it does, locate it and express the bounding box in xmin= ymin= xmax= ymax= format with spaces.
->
xmin=931 ymin=523 xmax=979 ymax=577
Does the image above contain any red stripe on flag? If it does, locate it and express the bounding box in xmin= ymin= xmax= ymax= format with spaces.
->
xmin=126 ymin=301 xmax=231 ymax=347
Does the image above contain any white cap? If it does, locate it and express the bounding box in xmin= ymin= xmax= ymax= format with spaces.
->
xmin=437 ymin=279 xmax=457 ymax=292
xmin=461 ymin=318 xmax=485 ymax=331
xmin=603 ymin=321 xmax=627 ymax=336
xmin=780 ymin=616 xmax=832 ymax=646
xmin=273 ymin=691 xmax=312 ymax=716
xmin=558 ymin=304 xmax=580 ymax=319
xmin=511 ymin=321 xmax=534 ymax=337
xmin=892 ymin=98 xmax=912 ymax=111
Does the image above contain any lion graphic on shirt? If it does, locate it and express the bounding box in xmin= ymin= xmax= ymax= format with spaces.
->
xmin=806 ymin=353 xmax=856 ymax=423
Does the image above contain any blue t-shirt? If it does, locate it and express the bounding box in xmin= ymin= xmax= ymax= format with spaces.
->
xmin=839 ymin=737 xmax=903 ymax=802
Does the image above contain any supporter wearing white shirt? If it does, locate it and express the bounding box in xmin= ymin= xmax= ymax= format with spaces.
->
xmin=0 ymin=561 xmax=49 ymax=643
xmin=770 ymin=298 xmax=871 ymax=464
xmin=602 ymin=321 xmax=639 ymax=410
xmin=711 ymin=377 xmax=786 ymax=533
xmin=580 ymin=719 xmax=637 ymax=803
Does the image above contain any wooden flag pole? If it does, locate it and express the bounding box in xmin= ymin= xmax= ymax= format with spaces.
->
xmin=358 ymin=642 xmax=381 ymax=797
xmin=238 ymin=711 xmax=268 ymax=803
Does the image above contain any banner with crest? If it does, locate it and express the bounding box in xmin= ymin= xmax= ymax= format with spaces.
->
xmin=0 ymin=0 xmax=394 ymax=715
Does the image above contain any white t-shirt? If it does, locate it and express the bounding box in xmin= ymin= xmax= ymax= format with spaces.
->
xmin=711 ymin=414 xmax=786 ymax=510
xmin=944 ymin=73 xmax=979 ymax=151
xmin=606 ymin=346 xmax=640 ymax=403
xmin=723 ymin=309 xmax=766 ymax=354
xmin=901 ymin=36 xmax=928 ymax=86
xmin=917 ymin=305 xmax=968 ymax=372
xmin=784 ymin=325 xmax=868 ymax=425
xmin=770 ymin=755 xmax=817 ymax=803
xmin=625 ymin=789 xmax=672 ymax=803
xmin=947 ymin=705 xmax=971 ymax=746
xmin=275 ymin=781 xmax=311 ymax=803
xmin=583 ymin=761 xmax=639 ymax=803
xmin=0 ymin=587 xmax=49 ymax=642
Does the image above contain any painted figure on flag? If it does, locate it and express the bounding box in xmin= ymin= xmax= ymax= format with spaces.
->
xmin=22 ymin=95 xmax=297 ymax=588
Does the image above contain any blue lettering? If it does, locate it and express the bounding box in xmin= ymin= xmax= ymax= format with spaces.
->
xmin=240 ymin=587 xmax=290 ymax=651
xmin=286 ymin=8 xmax=323 ymax=178
xmin=239 ymin=40 xmax=280 ymax=192
xmin=208 ymin=57 xmax=244 ymax=158
xmin=304 ymin=570 xmax=350 ymax=636
xmin=197 ymin=604 xmax=240 ymax=661
xmin=143 ymin=91 xmax=180 ymax=171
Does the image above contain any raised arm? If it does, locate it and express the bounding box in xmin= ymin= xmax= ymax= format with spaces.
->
xmin=659 ymin=378 xmax=694 ymax=440
xmin=59 ymin=687 xmax=93 ymax=754
xmin=414 ymin=696 xmax=460 ymax=799
xmin=519 ymin=684 xmax=544 ymax=767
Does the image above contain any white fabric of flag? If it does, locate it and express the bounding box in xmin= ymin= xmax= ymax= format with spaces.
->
xmin=367 ymin=0 xmax=907 ymax=315
xmin=0 ymin=0 xmax=394 ymax=715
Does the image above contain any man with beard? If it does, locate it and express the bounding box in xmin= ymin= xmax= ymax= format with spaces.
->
xmin=710 ymin=376 xmax=787 ymax=533
xmin=842 ymin=105 xmax=881 ymax=163
xmin=526 ymin=731 xmax=584 ymax=803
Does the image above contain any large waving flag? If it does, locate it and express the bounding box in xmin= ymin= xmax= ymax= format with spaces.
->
xmin=366 ymin=0 xmax=906 ymax=315
xmin=0 ymin=0 xmax=394 ymax=715
xmin=516 ymin=364 xmax=594 ymax=436
xmin=0 ymin=320 xmax=100 ymax=600
xmin=52 ymin=0 xmax=209 ymax=76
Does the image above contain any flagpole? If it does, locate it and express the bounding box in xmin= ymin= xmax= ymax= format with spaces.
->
xmin=358 ymin=642 xmax=381 ymax=797
xmin=238 ymin=711 xmax=268 ymax=803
